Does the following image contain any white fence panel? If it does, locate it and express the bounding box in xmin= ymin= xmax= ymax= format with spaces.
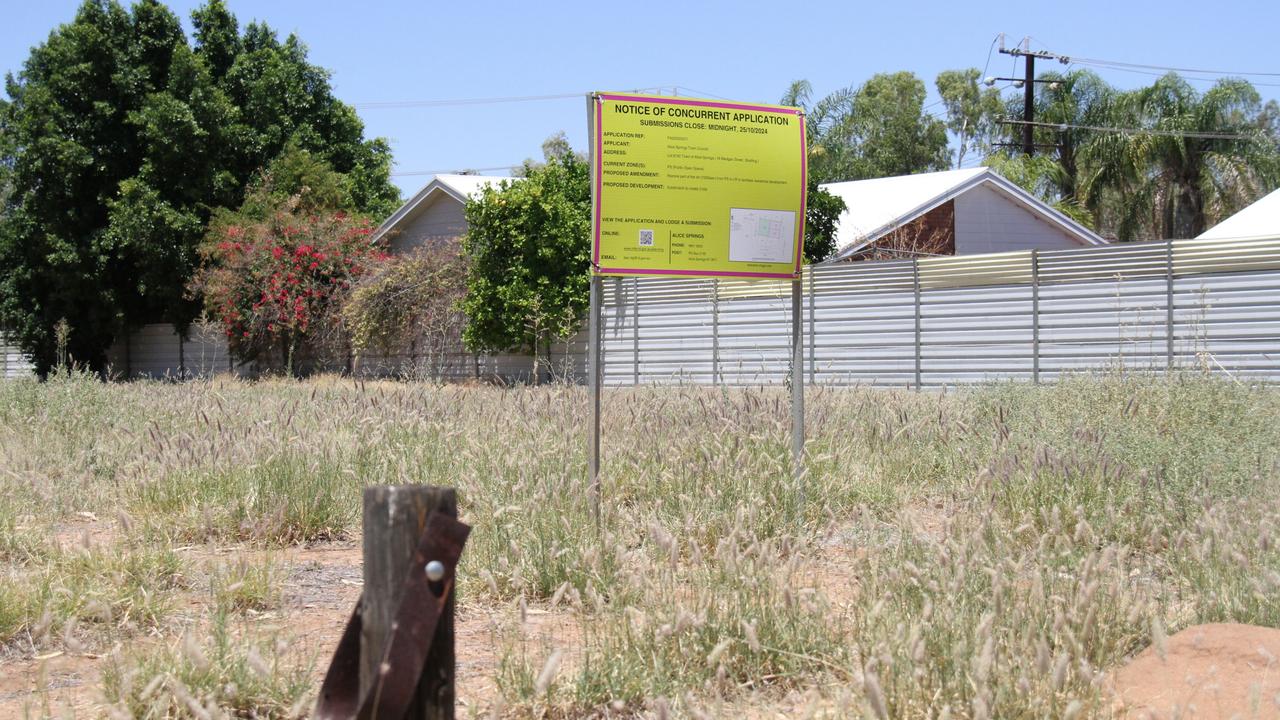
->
xmin=1 ymin=335 xmax=35 ymax=378
xmin=599 ymin=237 xmax=1280 ymax=387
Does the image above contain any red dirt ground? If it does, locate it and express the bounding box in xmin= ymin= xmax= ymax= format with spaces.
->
xmin=1112 ymin=623 xmax=1280 ymax=719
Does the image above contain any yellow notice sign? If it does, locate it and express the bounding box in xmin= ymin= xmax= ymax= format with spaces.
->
xmin=590 ymin=92 xmax=806 ymax=279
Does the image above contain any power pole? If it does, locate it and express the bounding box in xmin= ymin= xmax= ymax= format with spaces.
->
xmin=994 ymin=38 xmax=1059 ymax=156
xmin=1022 ymin=51 xmax=1035 ymax=155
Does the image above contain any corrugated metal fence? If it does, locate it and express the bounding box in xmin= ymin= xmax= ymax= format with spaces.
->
xmin=1 ymin=335 xmax=35 ymax=379
xmin=5 ymin=236 xmax=1277 ymax=385
xmin=600 ymin=236 xmax=1280 ymax=387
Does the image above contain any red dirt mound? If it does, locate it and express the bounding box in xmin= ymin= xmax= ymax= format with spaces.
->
xmin=1112 ymin=623 xmax=1280 ymax=719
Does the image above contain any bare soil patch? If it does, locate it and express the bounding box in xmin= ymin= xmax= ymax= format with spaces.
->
xmin=1113 ymin=623 xmax=1280 ymax=719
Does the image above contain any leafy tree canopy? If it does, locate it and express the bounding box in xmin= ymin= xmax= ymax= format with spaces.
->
xmin=785 ymin=73 xmax=949 ymax=185
xmin=989 ymin=71 xmax=1279 ymax=240
xmin=0 ymin=0 xmax=399 ymax=373
xmin=804 ymin=180 xmax=846 ymax=263
xmin=935 ymin=68 xmax=1005 ymax=167
xmin=1078 ymin=74 xmax=1280 ymax=240
xmin=461 ymin=152 xmax=591 ymax=375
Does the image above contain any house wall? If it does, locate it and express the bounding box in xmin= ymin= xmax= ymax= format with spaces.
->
xmin=954 ymin=184 xmax=1082 ymax=254
xmin=386 ymin=194 xmax=467 ymax=254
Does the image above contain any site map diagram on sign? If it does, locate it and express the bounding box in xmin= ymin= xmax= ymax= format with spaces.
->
xmin=590 ymin=92 xmax=807 ymax=279
xmin=729 ymin=207 xmax=796 ymax=264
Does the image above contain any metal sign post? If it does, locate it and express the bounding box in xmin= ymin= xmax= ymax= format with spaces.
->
xmin=587 ymin=273 xmax=602 ymax=526
xmin=791 ymin=276 xmax=805 ymax=499
xmin=586 ymin=94 xmax=603 ymax=528
xmin=586 ymin=90 xmax=808 ymax=525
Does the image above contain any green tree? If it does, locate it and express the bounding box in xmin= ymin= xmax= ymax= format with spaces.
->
xmin=0 ymin=0 xmax=398 ymax=374
xmin=514 ymin=130 xmax=587 ymax=177
xmin=804 ymin=180 xmax=846 ymax=262
xmin=0 ymin=98 xmax=12 ymax=211
xmin=850 ymin=72 xmax=950 ymax=179
xmin=935 ymin=68 xmax=1004 ymax=167
xmin=1025 ymin=70 xmax=1116 ymax=207
xmin=782 ymin=73 xmax=949 ymax=184
xmin=1081 ymin=74 xmax=1280 ymax=240
xmin=461 ymin=154 xmax=591 ymax=382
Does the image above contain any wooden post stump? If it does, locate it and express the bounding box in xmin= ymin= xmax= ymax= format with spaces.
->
xmin=360 ymin=485 xmax=457 ymax=720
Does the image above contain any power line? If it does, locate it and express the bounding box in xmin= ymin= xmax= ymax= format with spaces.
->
xmin=1000 ymin=40 xmax=1280 ymax=86
xmin=1066 ymin=55 xmax=1280 ymax=78
xmin=390 ymin=164 xmax=519 ymax=177
xmin=674 ymin=85 xmax=734 ymax=101
xmin=980 ymin=33 xmax=1002 ymax=81
xmin=999 ymin=117 xmax=1272 ymax=142
xmin=1065 ymin=59 xmax=1280 ymax=88
xmin=353 ymin=92 xmax=584 ymax=110
xmin=354 ymin=86 xmax=682 ymax=110
xmin=353 ymin=85 xmax=739 ymax=111
xmin=999 ymin=39 xmax=1042 ymax=155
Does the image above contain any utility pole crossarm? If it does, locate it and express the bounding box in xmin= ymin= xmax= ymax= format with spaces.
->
xmin=994 ymin=37 xmax=1049 ymax=157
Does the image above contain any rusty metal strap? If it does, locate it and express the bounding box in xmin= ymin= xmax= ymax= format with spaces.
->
xmin=314 ymin=511 xmax=471 ymax=720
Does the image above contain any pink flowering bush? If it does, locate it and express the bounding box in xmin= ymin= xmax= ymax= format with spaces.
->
xmin=194 ymin=204 xmax=390 ymax=374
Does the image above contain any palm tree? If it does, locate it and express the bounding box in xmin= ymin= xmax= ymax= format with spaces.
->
xmin=1031 ymin=70 xmax=1116 ymax=206
xmin=1081 ymin=74 xmax=1280 ymax=240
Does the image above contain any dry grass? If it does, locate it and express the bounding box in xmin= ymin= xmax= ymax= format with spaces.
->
xmin=0 ymin=371 xmax=1277 ymax=718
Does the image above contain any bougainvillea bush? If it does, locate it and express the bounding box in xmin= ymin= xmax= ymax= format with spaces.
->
xmin=194 ymin=199 xmax=389 ymax=374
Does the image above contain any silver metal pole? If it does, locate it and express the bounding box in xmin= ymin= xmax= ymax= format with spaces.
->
xmin=791 ymin=277 xmax=805 ymax=489
xmin=588 ymin=274 xmax=603 ymax=526
xmin=1031 ymin=250 xmax=1040 ymax=384
xmin=807 ymin=266 xmax=816 ymax=385
xmin=912 ymin=259 xmax=922 ymax=390
xmin=711 ymin=279 xmax=720 ymax=386
xmin=631 ymin=277 xmax=639 ymax=386
xmin=1166 ymin=240 xmax=1175 ymax=371
xmin=586 ymin=92 xmax=603 ymax=527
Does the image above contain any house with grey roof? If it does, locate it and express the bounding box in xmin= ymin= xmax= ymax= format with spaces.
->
xmin=373 ymin=174 xmax=513 ymax=253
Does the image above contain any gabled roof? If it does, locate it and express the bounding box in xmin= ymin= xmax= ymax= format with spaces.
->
xmin=819 ymin=167 xmax=1106 ymax=261
xmin=1197 ymin=187 xmax=1280 ymax=240
xmin=372 ymin=174 xmax=514 ymax=243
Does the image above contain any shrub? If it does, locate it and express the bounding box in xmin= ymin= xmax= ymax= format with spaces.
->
xmin=343 ymin=245 xmax=469 ymax=379
xmin=193 ymin=199 xmax=389 ymax=375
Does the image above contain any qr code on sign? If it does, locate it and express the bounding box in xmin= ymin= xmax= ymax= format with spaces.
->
xmin=638 ymin=229 xmax=654 ymax=247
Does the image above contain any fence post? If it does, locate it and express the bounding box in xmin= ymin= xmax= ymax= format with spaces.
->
xmin=711 ymin=279 xmax=720 ymax=386
xmin=1165 ymin=239 xmax=1175 ymax=371
xmin=912 ymin=260 xmax=922 ymax=390
xmin=807 ymin=266 xmax=816 ymax=385
xmin=360 ymin=486 xmax=458 ymax=719
xmin=631 ymin=277 xmax=639 ymax=386
xmin=1031 ymin=250 xmax=1040 ymax=385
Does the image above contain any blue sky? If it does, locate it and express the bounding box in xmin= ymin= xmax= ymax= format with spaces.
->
xmin=4 ymin=0 xmax=1280 ymax=198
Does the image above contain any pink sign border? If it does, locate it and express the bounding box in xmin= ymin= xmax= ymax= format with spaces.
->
xmin=592 ymin=93 xmax=808 ymax=280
